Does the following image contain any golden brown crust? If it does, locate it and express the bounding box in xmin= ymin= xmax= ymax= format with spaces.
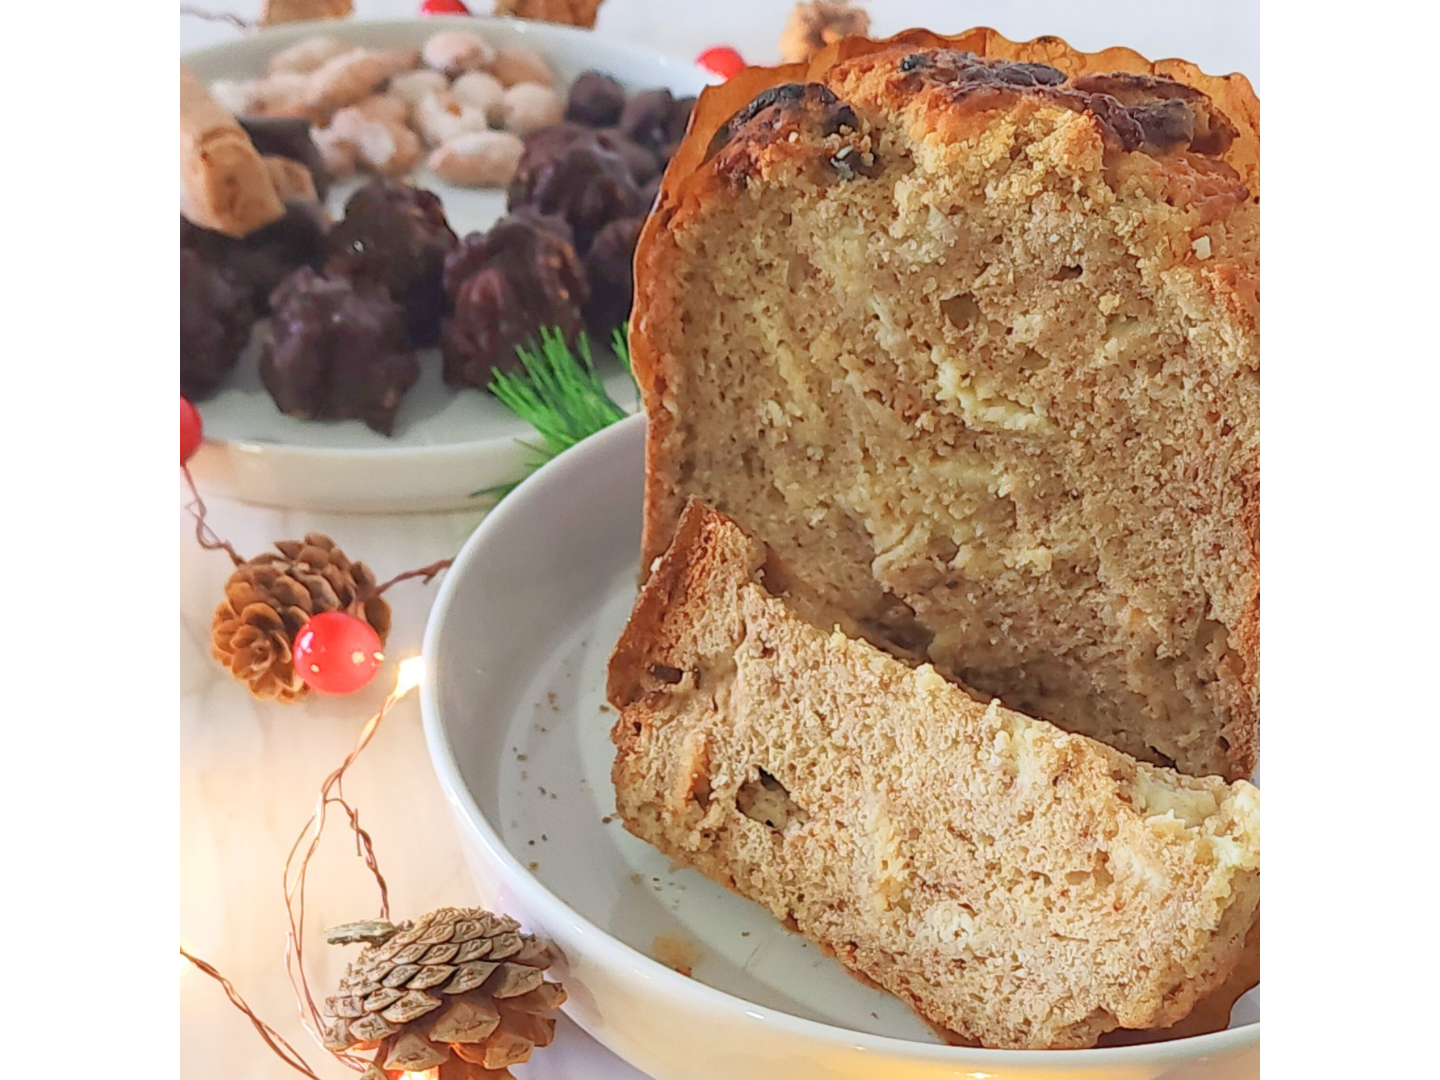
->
xmin=643 ymin=28 xmax=1257 ymax=219
xmin=824 ymin=30 xmax=1256 ymax=191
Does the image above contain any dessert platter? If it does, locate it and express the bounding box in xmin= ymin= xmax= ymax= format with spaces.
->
xmin=181 ymin=16 xmax=708 ymax=511
xmin=421 ymin=25 xmax=1261 ymax=1080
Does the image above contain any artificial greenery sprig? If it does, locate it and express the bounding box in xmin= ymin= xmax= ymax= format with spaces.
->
xmin=482 ymin=326 xmax=637 ymax=498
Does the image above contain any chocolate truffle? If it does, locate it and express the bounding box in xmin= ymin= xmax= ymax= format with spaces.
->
xmin=506 ymin=141 xmax=641 ymax=253
xmin=583 ymin=215 xmax=643 ymax=332
xmin=182 ymin=202 xmax=328 ymax=312
xmin=565 ymin=70 xmax=627 ymax=127
xmin=441 ymin=213 xmax=588 ymax=387
xmin=325 ymin=180 xmax=458 ymax=347
xmin=596 ymin=127 xmax=660 ymax=185
xmin=617 ymin=89 xmax=695 ymax=160
xmin=181 ymin=247 xmax=256 ymax=400
xmin=260 ymin=267 xmax=419 ymax=435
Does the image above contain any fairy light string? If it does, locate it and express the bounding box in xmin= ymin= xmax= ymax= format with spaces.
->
xmin=184 ymin=656 xmax=426 ymax=1076
xmin=182 ymin=465 xmax=245 ymax=567
xmin=369 ymin=558 xmax=455 ymax=598
xmin=283 ymin=659 xmax=426 ymax=1063
xmin=179 ymin=947 xmax=323 ymax=1079
xmin=179 ymin=4 xmax=252 ymax=30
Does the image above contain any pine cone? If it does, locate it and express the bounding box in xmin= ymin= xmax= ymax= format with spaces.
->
xmin=322 ymin=908 xmax=567 ymax=1080
xmin=210 ymin=534 xmax=391 ymax=702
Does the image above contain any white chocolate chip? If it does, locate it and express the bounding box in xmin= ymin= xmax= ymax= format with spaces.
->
xmin=266 ymin=35 xmax=348 ymax=76
xmin=388 ymin=68 xmax=449 ymax=106
xmin=238 ymin=72 xmax=312 ymax=118
xmin=312 ymin=125 xmax=359 ymax=177
xmin=500 ymin=82 xmax=563 ymax=136
xmin=208 ymin=79 xmax=252 ymax=115
xmin=352 ymin=93 xmax=410 ymax=126
xmin=305 ymin=49 xmax=389 ymax=116
xmin=330 ymin=108 xmax=422 ymax=176
xmin=372 ymin=122 xmax=422 ymax=175
xmin=372 ymin=46 xmax=422 ymax=79
xmin=414 ymin=89 xmax=491 ymax=146
xmin=427 ymin=130 xmax=526 ymax=187
xmin=489 ymin=45 xmax=555 ymax=88
xmin=422 ymin=30 xmax=497 ymax=78
xmin=450 ymin=71 xmax=505 ymax=123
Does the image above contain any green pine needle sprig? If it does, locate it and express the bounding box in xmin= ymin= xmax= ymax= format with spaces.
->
xmin=477 ymin=325 xmax=637 ymax=500
xmin=611 ymin=324 xmax=632 ymax=375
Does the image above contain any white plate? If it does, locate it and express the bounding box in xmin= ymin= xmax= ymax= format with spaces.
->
xmin=420 ymin=412 xmax=1259 ymax=1080
xmin=183 ymin=17 xmax=707 ymax=512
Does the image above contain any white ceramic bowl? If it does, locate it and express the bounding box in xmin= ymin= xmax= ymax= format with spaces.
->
xmin=420 ymin=413 xmax=1258 ymax=1080
xmin=182 ymin=18 xmax=705 ymax=512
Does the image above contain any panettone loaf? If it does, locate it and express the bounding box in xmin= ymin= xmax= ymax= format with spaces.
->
xmin=608 ymin=501 xmax=1261 ymax=1050
xmin=631 ymin=31 xmax=1259 ymax=780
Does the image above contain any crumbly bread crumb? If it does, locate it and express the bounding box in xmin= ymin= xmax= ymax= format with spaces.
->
xmin=632 ymin=33 xmax=1259 ymax=780
xmin=608 ymin=502 xmax=1260 ymax=1050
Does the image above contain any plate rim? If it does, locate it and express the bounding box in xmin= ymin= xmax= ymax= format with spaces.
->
xmin=419 ymin=410 xmax=1259 ymax=1067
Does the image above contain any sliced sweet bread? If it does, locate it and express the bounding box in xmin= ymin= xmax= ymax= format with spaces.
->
xmin=631 ymin=31 xmax=1259 ymax=780
xmin=608 ymin=501 xmax=1260 ymax=1050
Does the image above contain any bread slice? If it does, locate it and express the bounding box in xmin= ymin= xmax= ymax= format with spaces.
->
xmin=631 ymin=31 xmax=1259 ymax=780
xmin=608 ymin=501 xmax=1260 ymax=1050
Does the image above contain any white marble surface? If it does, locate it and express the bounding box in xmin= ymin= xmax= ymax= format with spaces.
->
xmin=178 ymin=4 xmax=1257 ymax=1077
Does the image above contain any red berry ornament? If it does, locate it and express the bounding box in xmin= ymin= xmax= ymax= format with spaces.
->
xmin=293 ymin=612 xmax=384 ymax=695
xmin=181 ymin=396 xmax=203 ymax=465
xmin=420 ymin=0 xmax=471 ymax=14
xmin=696 ymin=46 xmax=746 ymax=80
